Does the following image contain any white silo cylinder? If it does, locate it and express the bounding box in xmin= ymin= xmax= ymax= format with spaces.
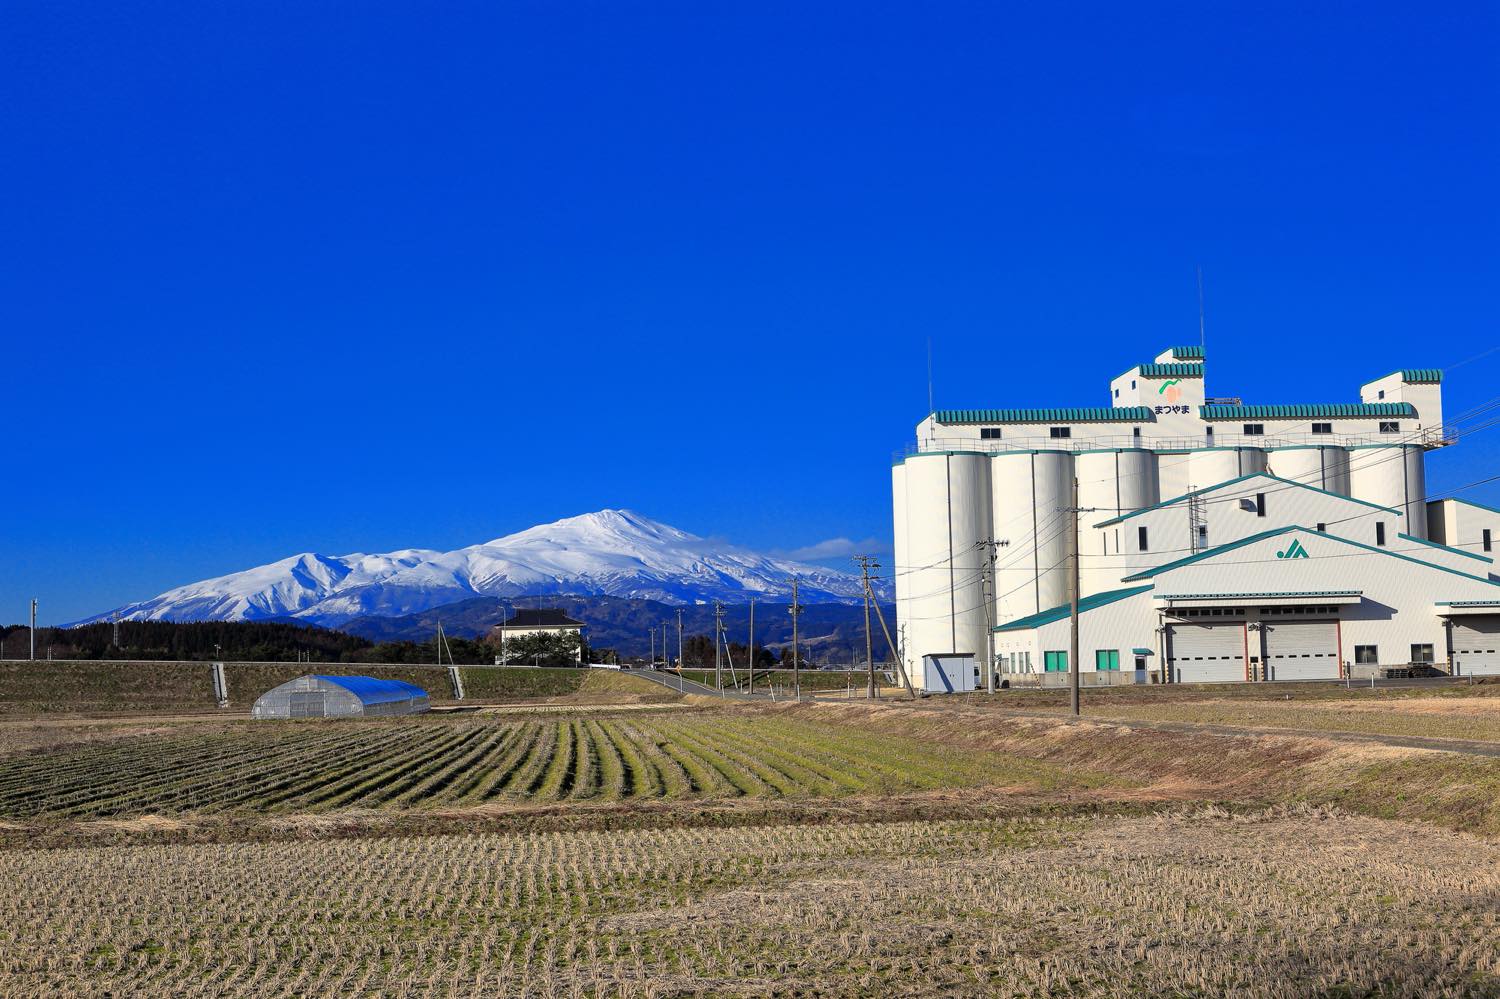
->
xmin=989 ymin=452 xmax=1037 ymax=625
xmin=1265 ymin=447 xmax=1322 ymax=489
xmin=899 ymin=454 xmax=955 ymax=672
xmin=898 ymin=452 xmax=993 ymax=672
xmin=1323 ymin=447 xmax=1352 ymax=496
xmin=1115 ymin=449 xmax=1162 ymax=514
xmin=1157 ymin=449 xmax=1193 ymax=500
xmin=1187 ymin=448 xmax=1243 ymax=492
xmin=891 ymin=461 xmax=910 ymax=670
xmin=947 ymin=453 xmax=993 ymax=662
xmin=1348 ymin=445 xmax=1412 ymax=525
xmin=1031 ymin=450 xmax=1074 ymax=614
xmin=1237 ymin=447 xmax=1267 ymax=476
xmin=1404 ymin=446 xmax=1429 ymax=538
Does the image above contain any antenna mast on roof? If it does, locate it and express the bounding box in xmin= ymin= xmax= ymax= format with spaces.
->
xmin=926 ymin=337 xmax=934 ymax=415
xmin=1196 ymin=265 xmax=1206 ymax=350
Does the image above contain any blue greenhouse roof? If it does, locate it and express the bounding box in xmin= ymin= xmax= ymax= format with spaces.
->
xmin=1199 ymin=402 xmax=1417 ymax=421
xmin=313 ymin=675 xmax=429 ymax=705
xmin=934 ymin=407 xmax=1154 ymax=425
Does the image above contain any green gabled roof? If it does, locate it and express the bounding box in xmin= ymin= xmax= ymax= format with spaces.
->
xmin=1132 ymin=362 xmax=1205 ymax=379
xmin=1121 ymin=525 xmax=1500 ymax=586
xmin=933 ymin=407 xmax=1154 ymax=425
xmin=1363 ymin=369 xmax=1443 ymax=386
xmin=993 ymin=585 xmax=1154 ymax=632
xmin=1445 ymin=497 xmax=1500 ymax=517
xmin=1199 ymin=402 xmax=1417 ymax=420
xmin=1170 ymin=346 xmax=1205 ymax=360
xmin=1397 ymin=532 xmax=1493 ymax=564
xmin=1092 ymin=472 xmax=1401 ymax=528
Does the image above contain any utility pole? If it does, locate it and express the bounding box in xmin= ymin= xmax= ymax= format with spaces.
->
xmin=112 ymin=614 xmax=121 ymax=649
xmin=978 ymin=539 xmax=999 ymax=694
xmin=650 ymin=628 xmax=655 ymax=670
xmin=788 ymin=578 xmax=801 ymax=700
xmin=713 ymin=601 xmax=724 ymax=689
xmin=853 ymin=556 xmax=878 ymax=699
xmin=747 ymin=598 xmax=755 ymax=695
xmin=30 ymin=599 xmax=37 ymax=661
xmin=866 ymin=583 xmax=917 ymax=699
xmin=1063 ymin=477 xmax=1097 ymax=717
xmin=676 ymin=609 xmax=684 ymax=675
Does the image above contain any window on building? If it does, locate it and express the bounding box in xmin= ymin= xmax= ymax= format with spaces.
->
xmin=1018 ymin=651 xmax=1031 ymax=673
xmin=1255 ymin=493 xmax=1266 ymax=517
xmin=1043 ymin=651 xmax=1068 ymax=672
xmin=1134 ymin=655 xmax=1147 ymax=671
xmin=1316 ymin=522 xmax=1327 ymax=533
xmin=1206 ymin=426 xmax=1215 ymax=442
xmin=1095 ymin=649 xmax=1120 ymax=671
xmin=1378 ymin=389 xmax=1386 ymax=400
xmin=1131 ymin=380 xmax=1136 ymax=390
xmin=1410 ymin=644 xmax=1434 ymax=664
xmin=1312 ymin=423 xmax=1332 ymax=434
xmin=1376 ymin=522 xmax=1387 ymax=547
xmin=1132 ymin=427 xmax=1141 ymax=439
xmin=1485 ymin=529 xmax=1493 ymax=553
xmin=1243 ymin=423 xmax=1264 ymax=435
xmin=1354 ymin=645 xmax=1379 ymax=666
xmin=1197 ymin=524 xmax=1208 ymax=541
xmin=1379 ymin=421 xmax=1400 ymax=434
xmin=1113 ymin=388 xmax=1120 ymax=398
xmin=980 ymin=427 xmax=1002 ymax=440
xmin=1049 ymin=426 xmax=1071 ymax=439
xmin=1138 ymin=526 xmax=1149 ymax=551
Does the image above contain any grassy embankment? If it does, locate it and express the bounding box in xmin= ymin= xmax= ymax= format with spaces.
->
xmin=0 ymin=661 xmax=683 ymax=714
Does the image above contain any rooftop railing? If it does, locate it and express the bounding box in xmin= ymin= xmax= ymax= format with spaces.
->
xmin=894 ymin=427 xmax=1455 ymax=462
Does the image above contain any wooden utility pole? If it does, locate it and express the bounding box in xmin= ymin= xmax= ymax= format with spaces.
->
xmin=676 ymin=609 xmax=683 ymax=675
xmin=868 ymin=587 xmax=917 ymax=699
xmin=853 ymin=556 xmax=878 ymax=698
xmin=1066 ymin=476 xmax=1086 ymax=717
xmin=747 ymin=598 xmax=756 ymax=695
xmin=30 ymin=599 xmax=37 ymax=661
xmin=789 ymin=578 xmax=801 ymax=700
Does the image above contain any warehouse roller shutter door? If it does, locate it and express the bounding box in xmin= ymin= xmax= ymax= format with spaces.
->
xmin=1262 ymin=620 xmax=1339 ymax=681
xmin=1452 ymin=616 xmax=1500 ymax=676
xmin=1167 ymin=622 xmax=1245 ymax=683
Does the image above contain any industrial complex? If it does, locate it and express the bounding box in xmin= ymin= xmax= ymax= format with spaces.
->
xmin=892 ymin=345 xmax=1500 ymax=686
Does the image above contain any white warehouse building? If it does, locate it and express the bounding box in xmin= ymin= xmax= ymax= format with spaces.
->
xmin=891 ymin=345 xmax=1500 ymax=686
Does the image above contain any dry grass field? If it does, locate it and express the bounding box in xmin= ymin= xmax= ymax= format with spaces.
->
xmin=1013 ymin=681 xmax=1500 ymax=742
xmin=1 ymin=807 xmax=1494 ymax=997
xmin=2 ymin=678 xmax=1499 ymax=995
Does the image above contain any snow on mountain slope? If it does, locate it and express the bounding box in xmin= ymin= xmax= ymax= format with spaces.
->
xmin=75 ymin=510 xmax=888 ymax=627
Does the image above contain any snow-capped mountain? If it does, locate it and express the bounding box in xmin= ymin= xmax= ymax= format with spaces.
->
xmin=75 ymin=510 xmax=889 ymax=627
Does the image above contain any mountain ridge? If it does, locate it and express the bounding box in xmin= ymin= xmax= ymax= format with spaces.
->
xmin=75 ymin=510 xmax=891 ymax=627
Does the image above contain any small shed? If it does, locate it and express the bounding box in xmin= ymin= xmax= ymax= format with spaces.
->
xmin=251 ymin=674 xmax=431 ymax=719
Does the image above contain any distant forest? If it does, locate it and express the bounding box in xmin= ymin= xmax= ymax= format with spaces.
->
xmin=0 ymin=620 xmax=507 ymax=666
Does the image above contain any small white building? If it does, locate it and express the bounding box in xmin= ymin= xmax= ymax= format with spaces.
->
xmin=490 ymin=609 xmax=585 ymax=665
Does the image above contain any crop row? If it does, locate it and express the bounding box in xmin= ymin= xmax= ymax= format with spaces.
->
xmin=0 ymin=809 xmax=1495 ymax=997
xmin=0 ymin=715 xmax=1002 ymax=819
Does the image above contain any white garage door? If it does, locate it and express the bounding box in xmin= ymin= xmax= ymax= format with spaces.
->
xmin=1168 ymin=622 xmax=1245 ymax=683
xmin=1452 ymin=616 xmax=1500 ymax=676
xmin=1262 ymin=620 xmax=1339 ymax=681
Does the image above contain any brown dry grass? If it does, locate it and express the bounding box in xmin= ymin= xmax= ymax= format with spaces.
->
xmin=1 ymin=808 xmax=1494 ymax=997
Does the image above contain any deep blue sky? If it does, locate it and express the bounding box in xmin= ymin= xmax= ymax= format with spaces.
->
xmin=4 ymin=2 xmax=1497 ymax=624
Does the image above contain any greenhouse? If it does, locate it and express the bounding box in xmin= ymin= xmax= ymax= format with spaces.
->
xmin=251 ymin=674 xmax=430 ymax=719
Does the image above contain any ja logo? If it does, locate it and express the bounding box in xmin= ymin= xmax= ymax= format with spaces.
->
xmin=1276 ymin=538 xmax=1310 ymax=560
